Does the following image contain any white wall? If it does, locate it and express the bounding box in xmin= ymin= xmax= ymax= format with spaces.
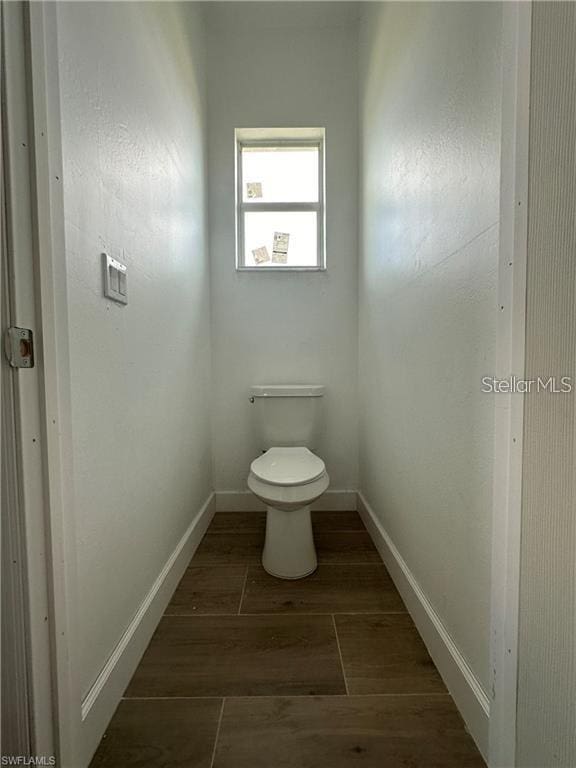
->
xmin=57 ymin=1 xmax=211 ymax=697
xmin=516 ymin=3 xmax=576 ymax=765
xmin=206 ymin=3 xmax=359 ymax=493
xmin=358 ymin=0 xmax=501 ymax=697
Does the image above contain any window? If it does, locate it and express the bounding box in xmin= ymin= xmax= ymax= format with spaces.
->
xmin=235 ymin=128 xmax=325 ymax=271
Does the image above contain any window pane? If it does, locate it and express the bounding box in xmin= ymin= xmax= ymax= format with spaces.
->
xmin=244 ymin=211 xmax=318 ymax=267
xmin=242 ymin=146 xmax=319 ymax=203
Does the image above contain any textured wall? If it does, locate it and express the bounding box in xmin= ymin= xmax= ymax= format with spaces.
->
xmin=57 ymin=2 xmax=211 ymax=696
xmin=206 ymin=3 xmax=359 ymax=492
xmin=516 ymin=3 xmax=576 ymax=765
xmin=358 ymin=2 xmax=502 ymax=691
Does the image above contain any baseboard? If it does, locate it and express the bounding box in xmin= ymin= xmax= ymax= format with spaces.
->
xmin=79 ymin=492 xmax=216 ymax=767
xmin=357 ymin=492 xmax=490 ymax=761
xmin=214 ymin=489 xmax=358 ymax=512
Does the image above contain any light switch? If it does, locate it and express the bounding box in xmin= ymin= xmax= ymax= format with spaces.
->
xmin=102 ymin=253 xmax=128 ymax=305
xmin=108 ymin=264 xmax=119 ymax=292
xmin=118 ymin=270 xmax=127 ymax=296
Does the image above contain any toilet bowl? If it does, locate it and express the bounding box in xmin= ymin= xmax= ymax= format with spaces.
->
xmin=248 ymin=446 xmax=330 ymax=579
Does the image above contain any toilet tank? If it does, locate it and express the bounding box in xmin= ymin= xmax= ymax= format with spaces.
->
xmin=250 ymin=385 xmax=325 ymax=449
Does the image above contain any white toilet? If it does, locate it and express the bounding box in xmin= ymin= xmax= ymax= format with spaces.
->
xmin=247 ymin=385 xmax=329 ymax=579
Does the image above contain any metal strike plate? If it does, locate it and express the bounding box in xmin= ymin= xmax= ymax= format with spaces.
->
xmin=5 ymin=327 xmax=34 ymax=368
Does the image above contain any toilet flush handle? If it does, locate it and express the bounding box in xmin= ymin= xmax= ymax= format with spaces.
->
xmin=249 ymin=396 xmax=255 ymax=404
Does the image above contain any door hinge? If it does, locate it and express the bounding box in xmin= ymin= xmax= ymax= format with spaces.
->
xmin=4 ymin=327 xmax=34 ymax=368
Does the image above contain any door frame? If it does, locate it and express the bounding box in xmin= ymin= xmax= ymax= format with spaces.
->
xmin=2 ymin=2 xmax=79 ymax=764
xmin=2 ymin=2 xmax=55 ymax=759
xmin=27 ymin=3 xmax=81 ymax=764
xmin=489 ymin=2 xmax=532 ymax=766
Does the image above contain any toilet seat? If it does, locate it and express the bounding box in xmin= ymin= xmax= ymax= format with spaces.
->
xmin=250 ymin=447 xmax=326 ymax=487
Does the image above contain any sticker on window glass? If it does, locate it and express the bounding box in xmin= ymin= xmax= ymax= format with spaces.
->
xmin=252 ymin=246 xmax=270 ymax=264
xmin=246 ymin=182 xmax=263 ymax=199
xmin=272 ymin=232 xmax=289 ymax=264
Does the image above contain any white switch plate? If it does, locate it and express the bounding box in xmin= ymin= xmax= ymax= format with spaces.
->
xmin=102 ymin=253 xmax=128 ymax=305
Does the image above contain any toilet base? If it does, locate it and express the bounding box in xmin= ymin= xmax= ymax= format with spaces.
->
xmin=262 ymin=504 xmax=318 ymax=580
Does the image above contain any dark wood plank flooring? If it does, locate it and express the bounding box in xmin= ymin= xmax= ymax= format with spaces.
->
xmin=214 ymin=695 xmax=485 ymax=768
xmin=90 ymin=509 xmax=485 ymax=767
xmin=125 ymin=614 xmax=346 ymax=698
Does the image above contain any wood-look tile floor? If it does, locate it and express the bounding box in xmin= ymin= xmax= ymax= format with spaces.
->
xmin=90 ymin=510 xmax=485 ymax=768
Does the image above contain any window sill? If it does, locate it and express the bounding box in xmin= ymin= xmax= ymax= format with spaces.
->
xmin=236 ymin=265 xmax=327 ymax=273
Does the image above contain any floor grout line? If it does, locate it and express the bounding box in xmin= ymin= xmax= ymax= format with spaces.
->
xmin=237 ymin=566 xmax=250 ymax=615
xmin=331 ymin=614 xmax=349 ymax=696
xmin=122 ymin=693 xmax=453 ymax=701
xmin=203 ymin=532 xmax=368 ymax=536
xmin=161 ymin=611 xmax=408 ymax=618
xmin=209 ymin=698 xmax=226 ymax=768
xmin=182 ymin=563 xmax=258 ymax=569
xmin=194 ymin=562 xmax=384 ymax=567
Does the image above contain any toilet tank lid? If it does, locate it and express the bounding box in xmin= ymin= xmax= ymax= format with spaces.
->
xmin=250 ymin=385 xmax=325 ymax=398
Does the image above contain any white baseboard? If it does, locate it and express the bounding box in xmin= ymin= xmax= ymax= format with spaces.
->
xmin=357 ymin=492 xmax=490 ymax=761
xmin=214 ymin=489 xmax=358 ymax=512
xmin=79 ymin=492 xmax=216 ymax=767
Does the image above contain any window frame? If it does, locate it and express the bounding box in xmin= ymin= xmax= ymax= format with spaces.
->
xmin=235 ymin=129 xmax=326 ymax=272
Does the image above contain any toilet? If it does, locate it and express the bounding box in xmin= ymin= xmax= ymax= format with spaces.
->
xmin=247 ymin=385 xmax=329 ymax=579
